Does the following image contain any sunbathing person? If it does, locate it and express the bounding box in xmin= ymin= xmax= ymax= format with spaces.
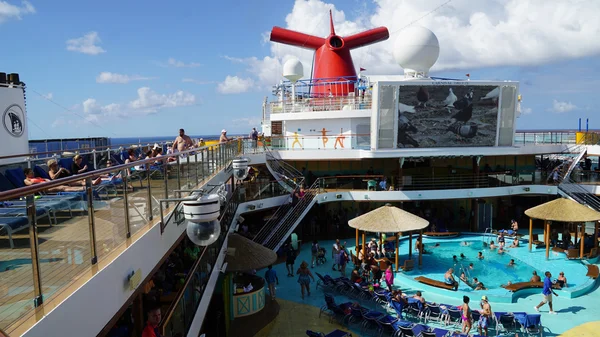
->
xmin=47 ymin=159 xmax=102 ymax=186
xmin=23 ymin=168 xmax=84 ymax=192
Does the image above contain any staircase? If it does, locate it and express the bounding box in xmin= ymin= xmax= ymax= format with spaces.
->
xmin=264 ymin=145 xmax=303 ymax=193
xmin=254 ymin=179 xmax=320 ymax=251
xmin=557 ymin=136 xmax=600 ymax=211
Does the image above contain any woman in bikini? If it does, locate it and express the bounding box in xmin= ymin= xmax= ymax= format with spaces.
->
xmin=462 ymin=295 xmax=472 ymax=334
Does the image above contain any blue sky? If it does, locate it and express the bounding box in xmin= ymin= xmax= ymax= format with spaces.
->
xmin=1 ymin=0 xmax=599 ymax=140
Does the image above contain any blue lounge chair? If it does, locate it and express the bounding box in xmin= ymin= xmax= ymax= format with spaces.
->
xmin=306 ymin=329 xmax=352 ymax=337
xmin=0 ymin=216 xmax=29 ymax=248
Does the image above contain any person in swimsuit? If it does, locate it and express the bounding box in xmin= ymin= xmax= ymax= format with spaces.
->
xmin=497 ymin=232 xmax=505 ymax=248
xmin=444 ymin=268 xmax=458 ymax=290
xmin=478 ymin=295 xmax=492 ymax=336
xmin=462 ymin=295 xmax=472 ymax=334
xmin=296 ymin=261 xmax=315 ymax=299
xmin=557 ymin=272 xmax=568 ymax=288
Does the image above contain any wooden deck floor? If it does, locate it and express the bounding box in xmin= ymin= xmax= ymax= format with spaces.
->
xmin=0 ymin=168 xmax=214 ymax=332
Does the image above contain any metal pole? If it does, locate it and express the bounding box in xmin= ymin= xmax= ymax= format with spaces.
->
xmin=176 ymin=156 xmax=181 ymax=191
xmin=93 ymin=149 xmax=97 ymax=170
xmin=164 ymin=161 xmax=169 ymax=208
xmin=186 ymin=155 xmax=191 ymax=188
xmin=194 ymin=152 xmax=199 ymax=186
xmin=201 ymin=149 xmax=205 ymax=182
xmin=27 ymin=195 xmax=44 ymax=307
xmin=86 ymin=178 xmax=98 ymax=264
xmin=146 ymin=165 xmax=153 ymax=220
xmin=123 ymin=169 xmax=131 ymax=238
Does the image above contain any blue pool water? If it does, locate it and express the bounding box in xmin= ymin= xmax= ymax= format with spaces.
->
xmin=407 ymin=241 xmax=543 ymax=290
xmin=405 ymin=240 xmax=544 ymax=290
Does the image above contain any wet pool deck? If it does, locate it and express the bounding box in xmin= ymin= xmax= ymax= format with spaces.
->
xmin=257 ymin=235 xmax=600 ymax=336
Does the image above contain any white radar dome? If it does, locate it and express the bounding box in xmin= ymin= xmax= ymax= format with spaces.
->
xmin=393 ymin=26 xmax=440 ymax=76
xmin=283 ymin=58 xmax=304 ymax=83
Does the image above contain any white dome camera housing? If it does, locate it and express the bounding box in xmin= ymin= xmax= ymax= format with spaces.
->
xmin=183 ymin=193 xmax=221 ymax=246
xmin=232 ymin=157 xmax=250 ymax=181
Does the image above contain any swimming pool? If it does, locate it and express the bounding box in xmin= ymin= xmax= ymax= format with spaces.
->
xmin=405 ymin=239 xmax=544 ymax=290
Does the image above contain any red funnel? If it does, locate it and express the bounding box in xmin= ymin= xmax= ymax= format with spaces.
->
xmin=270 ymin=10 xmax=389 ymax=96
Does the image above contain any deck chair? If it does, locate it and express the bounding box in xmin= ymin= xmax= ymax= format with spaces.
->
xmin=587 ymin=247 xmax=598 ymax=259
xmin=566 ymin=248 xmax=580 ymax=259
xmin=586 ymin=264 xmax=599 ymax=279
xmin=400 ymin=259 xmax=414 ymax=271
xmin=0 ymin=216 xmax=29 ymax=248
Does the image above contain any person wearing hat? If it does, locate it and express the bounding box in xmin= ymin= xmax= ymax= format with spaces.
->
xmin=478 ymin=295 xmax=492 ymax=336
xmin=197 ymin=138 xmax=206 ymax=147
xmin=219 ymin=129 xmax=230 ymax=143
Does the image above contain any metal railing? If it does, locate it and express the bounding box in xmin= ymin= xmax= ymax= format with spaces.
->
xmin=513 ymin=130 xmax=600 ymax=146
xmin=268 ymin=96 xmax=372 ymax=114
xmin=159 ymin=184 xmax=242 ymax=337
xmin=0 ymin=139 xmax=244 ymax=334
xmin=260 ymin=179 xmax=319 ymax=252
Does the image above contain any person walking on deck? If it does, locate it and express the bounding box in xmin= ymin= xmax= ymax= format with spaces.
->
xmin=265 ymin=265 xmax=279 ymax=300
xmin=534 ymin=271 xmax=558 ymax=314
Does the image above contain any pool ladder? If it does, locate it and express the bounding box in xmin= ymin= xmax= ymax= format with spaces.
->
xmin=482 ymin=227 xmax=493 ymax=245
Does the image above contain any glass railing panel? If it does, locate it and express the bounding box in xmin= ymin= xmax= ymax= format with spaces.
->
xmin=0 ymin=198 xmax=36 ymax=332
xmin=32 ymin=182 xmax=93 ymax=310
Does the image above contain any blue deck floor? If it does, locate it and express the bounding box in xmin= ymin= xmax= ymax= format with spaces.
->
xmin=261 ymin=235 xmax=599 ymax=336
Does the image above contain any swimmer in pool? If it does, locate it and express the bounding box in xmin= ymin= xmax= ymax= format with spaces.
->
xmin=460 ymin=253 xmax=466 ymax=259
xmin=469 ymin=263 xmax=474 ymax=270
xmin=477 ymin=252 xmax=484 ymax=260
xmin=507 ymin=259 xmax=515 ymax=267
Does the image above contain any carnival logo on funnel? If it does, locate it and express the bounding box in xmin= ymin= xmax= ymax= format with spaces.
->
xmin=3 ymin=104 xmax=24 ymax=138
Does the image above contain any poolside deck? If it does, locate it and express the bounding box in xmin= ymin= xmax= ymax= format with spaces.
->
xmin=260 ymin=236 xmax=600 ymax=336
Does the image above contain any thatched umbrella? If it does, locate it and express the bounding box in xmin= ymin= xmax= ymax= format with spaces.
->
xmin=226 ymin=233 xmax=277 ymax=272
xmin=525 ymin=198 xmax=600 ymax=259
xmin=348 ymin=203 xmax=429 ymax=270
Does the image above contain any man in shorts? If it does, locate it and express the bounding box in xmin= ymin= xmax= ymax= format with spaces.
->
xmin=534 ymin=271 xmax=558 ymax=314
xmin=478 ymin=295 xmax=492 ymax=336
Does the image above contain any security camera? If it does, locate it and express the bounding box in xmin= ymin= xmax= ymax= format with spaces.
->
xmin=183 ymin=193 xmax=221 ymax=246
xmin=232 ymin=157 xmax=250 ymax=181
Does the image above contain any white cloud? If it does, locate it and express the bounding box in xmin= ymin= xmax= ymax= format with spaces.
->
xmin=217 ymin=76 xmax=255 ymax=94
xmin=60 ymin=87 xmax=196 ymax=126
xmin=0 ymin=0 xmax=35 ymax=23
xmin=225 ymin=0 xmax=600 ymax=88
xmin=182 ymin=78 xmax=216 ymax=85
xmin=166 ymin=58 xmax=201 ymax=68
xmin=521 ymin=107 xmax=532 ymax=115
xmin=41 ymin=92 xmax=53 ymax=100
xmin=232 ymin=117 xmax=261 ymax=127
xmin=129 ymin=87 xmax=196 ymax=113
xmin=549 ymin=99 xmax=577 ymax=113
xmin=66 ymin=31 xmax=106 ymax=55
xmin=96 ymin=72 xmax=153 ymax=84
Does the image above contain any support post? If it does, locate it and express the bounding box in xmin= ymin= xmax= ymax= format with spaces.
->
xmin=355 ymin=228 xmax=359 ymax=257
xmin=86 ymin=178 xmax=98 ymax=265
xmin=545 ymin=221 xmax=550 ymax=260
xmin=595 ymin=222 xmax=599 ymax=249
xmin=123 ymin=169 xmax=131 ymax=238
xmin=395 ymin=233 xmax=399 ymax=272
xmin=146 ymin=164 xmax=153 ymax=220
xmin=362 ymin=232 xmax=366 ymax=261
xmin=418 ymin=230 xmax=423 ymax=267
xmin=408 ymin=232 xmax=413 ymax=260
xmin=580 ymin=223 xmax=585 ymax=259
xmin=27 ymin=195 xmax=44 ymax=307
xmin=529 ymin=218 xmax=533 ymax=252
